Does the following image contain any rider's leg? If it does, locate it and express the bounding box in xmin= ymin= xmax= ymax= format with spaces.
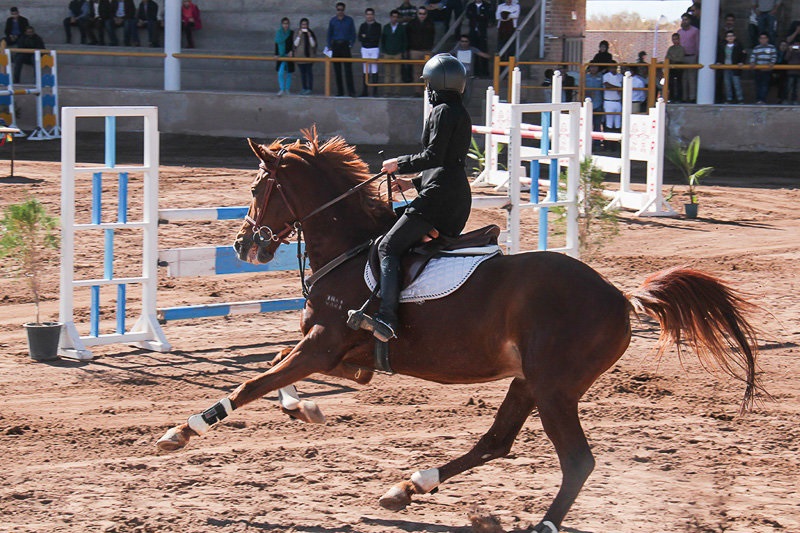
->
xmin=373 ymin=213 xmax=434 ymax=340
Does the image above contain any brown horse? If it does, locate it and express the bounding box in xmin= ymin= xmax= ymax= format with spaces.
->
xmin=157 ymin=128 xmax=762 ymax=533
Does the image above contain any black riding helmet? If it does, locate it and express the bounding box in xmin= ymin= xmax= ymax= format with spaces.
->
xmin=421 ymin=53 xmax=467 ymax=93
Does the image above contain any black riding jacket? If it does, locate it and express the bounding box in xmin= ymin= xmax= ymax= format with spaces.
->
xmin=396 ymin=90 xmax=472 ymax=237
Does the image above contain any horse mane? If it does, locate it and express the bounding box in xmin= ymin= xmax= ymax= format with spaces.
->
xmin=268 ymin=126 xmax=394 ymax=226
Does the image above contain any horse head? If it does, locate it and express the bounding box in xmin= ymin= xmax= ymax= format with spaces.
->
xmin=234 ymin=127 xmax=395 ymax=268
xmin=233 ymin=137 xmax=302 ymax=265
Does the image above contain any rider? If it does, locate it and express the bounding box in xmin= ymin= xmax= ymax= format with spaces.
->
xmin=367 ymin=53 xmax=473 ymax=342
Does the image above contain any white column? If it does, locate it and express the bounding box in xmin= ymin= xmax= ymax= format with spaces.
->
xmin=164 ymin=0 xmax=181 ymax=90
xmin=696 ymin=0 xmax=719 ymax=104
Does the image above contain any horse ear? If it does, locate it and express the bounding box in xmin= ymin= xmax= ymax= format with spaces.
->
xmin=247 ymin=138 xmax=273 ymax=164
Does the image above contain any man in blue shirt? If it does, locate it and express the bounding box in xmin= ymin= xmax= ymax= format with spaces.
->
xmin=328 ymin=2 xmax=356 ymax=97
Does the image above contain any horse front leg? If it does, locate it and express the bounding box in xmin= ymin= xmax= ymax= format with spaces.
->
xmin=157 ymin=327 xmax=337 ymax=452
xmin=379 ymin=377 xmax=537 ymax=511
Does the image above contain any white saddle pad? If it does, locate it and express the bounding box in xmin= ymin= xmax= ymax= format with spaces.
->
xmin=365 ymin=246 xmax=502 ymax=303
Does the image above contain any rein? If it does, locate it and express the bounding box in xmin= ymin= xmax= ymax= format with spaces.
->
xmin=245 ymin=146 xmax=393 ymax=297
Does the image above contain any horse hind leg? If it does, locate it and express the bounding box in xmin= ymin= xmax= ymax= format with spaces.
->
xmin=531 ymin=393 xmax=595 ymax=532
xmin=379 ymin=377 xmax=537 ymax=511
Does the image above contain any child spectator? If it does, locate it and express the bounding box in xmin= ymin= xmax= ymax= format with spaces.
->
xmin=665 ymin=33 xmax=685 ymax=102
xmin=180 ymin=0 xmax=201 ymax=48
xmin=274 ymin=17 xmax=294 ymax=96
xmin=293 ymin=18 xmax=317 ymax=95
xmin=12 ymin=26 xmax=45 ymax=83
xmin=717 ymin=30 xmax=745 ymax=104
xmin=750 ymin=32 xmax=777 ymax=103
xmin=4 ymin=7 xmax=29 ymax=47
xmin=64 ymin=0 xmax=92 ymax=44
xmin=380 ymin=10 xmax=406 ymax=97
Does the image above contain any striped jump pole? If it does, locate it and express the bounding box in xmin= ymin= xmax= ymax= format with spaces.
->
xmin=59 ymin=106 xmax=170 ymax=360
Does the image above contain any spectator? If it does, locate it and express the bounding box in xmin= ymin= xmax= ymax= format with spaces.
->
xmin=12 ymin=26 xmax=45 ymax=84
xmin=137 ymin=0 xmax=159 ymax=47
xmin=784 ymin=33 xmax=800 ymax=104
xmin=496 ymin=0 xmax=519 ymax=60
xmin=677 ymin=13 xmax=699 ymax=102
xmin=86 ymin=0 xmax=107 ymax=45
xmin=720 ymin=12 xmax=736 ymax=40
xmin=637 ymin=50 xmax=647 ymax=63
xmin=4 ymin=7 xmax=29 ymax=47
xmin=687 ymin=2 xmax=701 ymax=28
xmin=753 ymin=0 xmax=781 ymax=44
xmin=585 ymin=63 xmax=604 ymax=147
xmin=450 ymin=33 xmax=489 ymax=102
xmin=396 ymin=0 xmax=417 ymax=25
xmin=327 ymin=2 xmax=356 ymax=97
xmin=748 ymin=7 xmax=760 ymax=48
xmin=629 ymin=66 xmax=647 ymax=112
xmin=293 ymin=17 xmax=317 ymax=95
xmin=406 ymin=6 xmax=435 ymax=96
xmin=774 ymin=40 xmax=789 ymax=103
xmin=358 ymin=8 xmax=381 ymax=97
xmin=381 ymin=10 xmax=406 ymax=97
xmin=424 ymin=0 xmax=449 ymax=44
xmin=105 ymin=0 xmax=137 ymax=47
xmin=64 ymin=0 xmax=92 ymax=44
xmin=665 ymin=33 xmax=685 ymax=102
xmin=602 ymin=64 xmax=623 ymax=135
xmin=274 ymin=17 xmax=294 ymax=96
xmin=717 ymin=30 xmax=745 ymax=104
xmin=591 ymin=40 xmax=614 ymax=70
xmin=180 ymin=0 xmax=201 ymax=48
xmin=395 ymin=0 xmax=417 ymax=83
xmin=750 ymin=32 xmax=777 ymax=103
xmin=465 ymin=0 xmax=491 ymax=77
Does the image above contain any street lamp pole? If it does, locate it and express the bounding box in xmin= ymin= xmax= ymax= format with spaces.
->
xmin=653 ymin=15 xmax=668 ymax=59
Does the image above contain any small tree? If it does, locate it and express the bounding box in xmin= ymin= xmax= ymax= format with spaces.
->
xmin=666 ymin=136 xmax=713 ymax=205
xmin=0 ymin=198 xmax=59 ymax=324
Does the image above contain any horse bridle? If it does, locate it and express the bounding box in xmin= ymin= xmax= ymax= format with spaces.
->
xmin=243 ymin=145 xmax=391 ymax=296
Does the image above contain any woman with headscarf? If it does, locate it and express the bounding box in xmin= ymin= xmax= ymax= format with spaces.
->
xmin=292 ymin=17 xmax=317 ymax=95
xmin=274 ymin=17 xmax=294 ymax=95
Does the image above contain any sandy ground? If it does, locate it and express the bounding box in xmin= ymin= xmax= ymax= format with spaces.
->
xmin=0 ymin=136 xmax=799 ymax=533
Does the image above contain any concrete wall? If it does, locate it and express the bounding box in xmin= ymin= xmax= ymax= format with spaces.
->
xmin=55 ymin=88 xmax=425 ymax=145
xmin=666 ymin=104 xmax=800 ymax=153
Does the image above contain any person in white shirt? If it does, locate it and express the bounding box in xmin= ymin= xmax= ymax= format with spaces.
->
xmin=629 ymin=67 xmax=648 ymax=113
xmin=495 ymin=0 xmax=519 ymax=58
xmin=602 ymin=65 xmax=623 ymax=130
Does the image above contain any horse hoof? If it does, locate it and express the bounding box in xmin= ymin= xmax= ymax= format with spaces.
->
xmin=156 ymin=425 xmax=190 ymax=452
xmin=379 ymin=480 xmax=415 ymax=511
xmin=281 ymin=400 xmax=326 ymax=424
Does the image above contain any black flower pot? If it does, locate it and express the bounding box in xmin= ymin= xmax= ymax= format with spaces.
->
xmin=684 ymin=203 xmax=699 ymax=219
xmin=24 ymin=322 xmax=63 ymax=361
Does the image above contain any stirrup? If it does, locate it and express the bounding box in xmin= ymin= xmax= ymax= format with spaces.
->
xmin=346 ymin=309 xmax=397 ymax=342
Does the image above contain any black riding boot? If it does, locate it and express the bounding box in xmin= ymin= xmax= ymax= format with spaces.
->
xmin=361 ymin=75 xmax=369 ymax=97
xmin=373 ymin=255 xmax=401 ymax=341
xmin=371 ymin=73 xmax=379 ymax=96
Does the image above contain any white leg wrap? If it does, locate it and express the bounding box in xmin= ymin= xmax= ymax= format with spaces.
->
xmin=187 ymin=397 xmax=234 ymax=435
xmin=410 ymin=468 xmax=440 ymax=493
xmin=187 ymin=414 xmax=210 ymax=435
xmin=278 ymin=385 xmax=301 ymax=411
xmin=541 ymin=520 xmax=558 ymax=533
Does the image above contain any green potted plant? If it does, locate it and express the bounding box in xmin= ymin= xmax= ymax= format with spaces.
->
xmin=0 ymin=198 xmax=61 ymax=361
xmin=666 ymin=136 xmax=714 ymax=219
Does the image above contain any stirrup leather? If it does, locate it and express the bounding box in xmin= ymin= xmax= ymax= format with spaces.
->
xmin=347 ymin=309 xmax=397 ymax=342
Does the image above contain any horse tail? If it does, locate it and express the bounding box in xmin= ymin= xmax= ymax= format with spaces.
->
xmin=625 ymin=267 xmax=764 ymax=414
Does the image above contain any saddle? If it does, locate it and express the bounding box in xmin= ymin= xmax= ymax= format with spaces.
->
xmin=367 ymin=224 xmax=501 ymax=288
